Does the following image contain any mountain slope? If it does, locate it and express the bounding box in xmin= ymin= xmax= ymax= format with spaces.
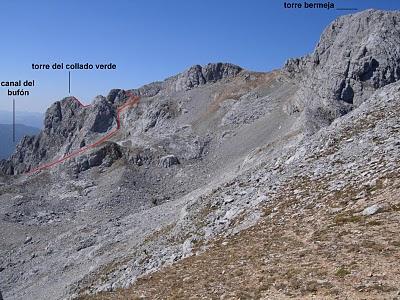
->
xmin=80 ymin=79 xmax=400 ymax=300
xmin=0 ymin=124 xmax=40 ymax=159
xmin=0 ymin=9 xmax=400 ymax=300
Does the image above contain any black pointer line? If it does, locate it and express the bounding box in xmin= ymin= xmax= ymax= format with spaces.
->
xmin=13 ymin=98 xmax=15 ymax=143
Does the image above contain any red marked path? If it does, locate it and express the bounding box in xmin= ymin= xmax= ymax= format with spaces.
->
xmin=27 ymin=93 xmax=140 ymax=175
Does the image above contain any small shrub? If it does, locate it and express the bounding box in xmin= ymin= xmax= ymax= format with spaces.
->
xmin=366 ymin=220 xmax=383 ymax=226
xmin=391 ymin=240 xmax=400 ymax=247
xmin=333 ymin=214 xmax=363 ymax=225
xmin=391 ymin=204 xmax=400 ymax=211
xmin=335 ymin=266 xmax=351 ymax=278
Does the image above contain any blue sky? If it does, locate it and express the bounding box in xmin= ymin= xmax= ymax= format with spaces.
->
xmin=0 ymin=0 xmax=398 ymax=113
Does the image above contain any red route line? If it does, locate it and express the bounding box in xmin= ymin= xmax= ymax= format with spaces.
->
xmin=27 ymin=93 xmax=140 ymax=175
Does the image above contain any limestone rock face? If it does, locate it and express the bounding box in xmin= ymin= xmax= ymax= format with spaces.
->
xmin=74 ymin=142 xmax=122 ymax=173
xmin=171 ymin=63 xmax=243 ymax=92
xmin=106 ymin=83 xmax=163 ymax=105
xmin=44 ymin=97 xmax=83 ymax=136
xmin=0 ymin=63 xmax=242 ymax=175
xmin=284 ymin=9 xmax=400 ymax=128
xmin=0 ymin=96 xmax=118 ymax=174
xmin=0 ymin=97 xmax=86 ymax=174
xmin=2 ymin=10 xmax=399 ymax=174
xmin=87 ymin=96 xmax=115 ymax=133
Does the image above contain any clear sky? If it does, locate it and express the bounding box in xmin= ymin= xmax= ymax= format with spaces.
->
xmin=0 ymin=0 xmax=398 ymax=113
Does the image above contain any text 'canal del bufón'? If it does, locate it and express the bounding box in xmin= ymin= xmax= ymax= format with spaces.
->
xmin=1 ymin=80 xmax=35 ymax=96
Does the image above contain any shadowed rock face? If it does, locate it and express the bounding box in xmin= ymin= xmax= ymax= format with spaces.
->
xmin=74 ymin=142 xmax=122 ymax=173
xmin=88 ymin=96 xmax=115 ymax=133
xmin=284 ymin=9 xmax=400 ymax=128
xmin=159 ymin=154 xmax=180 ymax=168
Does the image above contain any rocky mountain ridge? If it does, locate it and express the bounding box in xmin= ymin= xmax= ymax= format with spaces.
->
xmin=4 ymin=9 xmax=399 ymax=176
xmin=0 ymin=62 xmax=242 ymax=175
xmin=82 ymin=76 xmax=400 ymax=300
xmin=284 ymin=9 xmax=400 ymax=131
xmin=1 ymin=9 xmax=400 ymax=300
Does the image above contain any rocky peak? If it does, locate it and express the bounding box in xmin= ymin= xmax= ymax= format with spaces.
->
xmin=106 ymin=62 xmax=243 ymax=102
xmin=88 ymin=96 xmax=115 ymax=133
xmin=284 ymin=9 xmax=400 ymax=121
xmin=171 ymin=63 xmax=243 ymax=92
xmin=106 ymin=83 xmax=163 ymax=105
xmin=0 ymin=95 xmax=119 ymax=175
xmin=44 ymin=97 xmax=84 ymax=135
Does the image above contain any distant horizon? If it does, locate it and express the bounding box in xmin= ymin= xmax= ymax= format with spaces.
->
xmin=0 ymin=1 xmax=399 ymax=113
xmin=0 ymin=123 xmax=40 ymax=128
xmin=0 ymin=110 xmax=44 ymax=128
xmin=0 ymin=109 xmax=43 ymax=114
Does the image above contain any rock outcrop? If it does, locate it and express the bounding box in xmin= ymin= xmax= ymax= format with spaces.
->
xmin=0 ymin=63 xmax=243 ymax=175
xmin=74 ymin=142 xmax=122 ymax=173
xmin=159 ymin=155 xmax=180 ymax=168
xmin=105 ymin=63 xmax=242 ymax=104
xmin=284 ymin=9 xmax=400 ymax=129
xmin=0 ymin=97 xmax=86 ymax=174
xmin=170 ymin=63 xmax=243 ymax=92
xmin=0 ymin=96 xmax=119 ymax=174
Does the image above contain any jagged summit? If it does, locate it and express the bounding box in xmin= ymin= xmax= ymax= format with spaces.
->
xmin=106 ymin=62 xmax=243 ymax=101
xmin=167 ymin=62 xmax=243 ymax=92
xmin=0 ymin=95 xmax=119 ymax=174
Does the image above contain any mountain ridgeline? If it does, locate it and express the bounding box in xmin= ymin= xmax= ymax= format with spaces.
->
xmin=1 ymin=10 xmax=400 ymax=176
xmin=1 ymin=9 xmax=400 ymax=300
xmin=0 ymin=63 xmax=243 ymax=175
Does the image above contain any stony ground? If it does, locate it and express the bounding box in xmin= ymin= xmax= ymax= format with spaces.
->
xmin=0 ymin=69 xmax=299 ymax=300
xmin=78 ymin=82 xmax=400 ymax=299
xmin=81 ymin=183 xmax=400 ymax=300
